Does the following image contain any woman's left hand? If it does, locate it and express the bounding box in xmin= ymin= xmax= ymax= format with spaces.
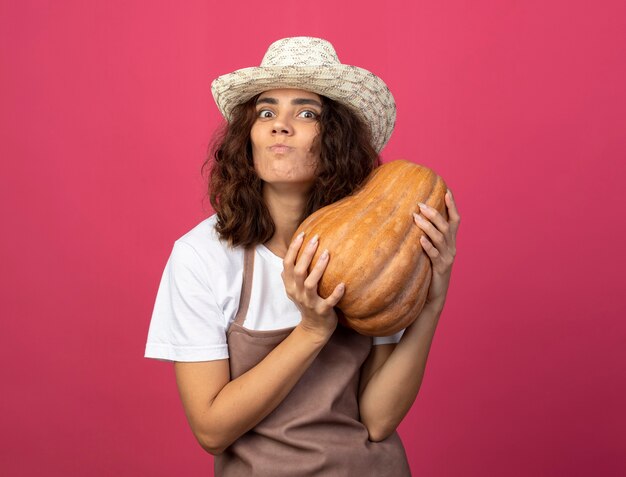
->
xmin=413 ymin=189 xmax=461 ymax=312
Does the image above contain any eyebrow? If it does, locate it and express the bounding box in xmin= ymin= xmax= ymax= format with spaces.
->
xmin=256 ymin=97 xmax=323 ymax=108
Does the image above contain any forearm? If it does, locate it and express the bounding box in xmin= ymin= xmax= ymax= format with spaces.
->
xmin=359 ymin=305 xmax=442 ymax=441
xmin=194 ymin=325 xmax=329 ymax=453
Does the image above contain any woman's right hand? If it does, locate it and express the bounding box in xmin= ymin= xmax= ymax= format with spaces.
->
xmin=281 ymin=232 xmax=345 ymax=342
xmin=177 ymin=233 xmax=346 ymax=454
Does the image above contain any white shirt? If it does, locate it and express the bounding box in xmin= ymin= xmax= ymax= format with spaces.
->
xmin=145 ymin=215 xmax=404 ymax=362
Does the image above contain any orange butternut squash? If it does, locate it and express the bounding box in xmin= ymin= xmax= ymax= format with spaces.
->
xmin=294 ymin=160 xmax=448 ymax=336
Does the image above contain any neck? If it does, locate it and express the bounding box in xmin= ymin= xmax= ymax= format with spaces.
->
xmin=263 ymin=184 xmax=310 ymax=258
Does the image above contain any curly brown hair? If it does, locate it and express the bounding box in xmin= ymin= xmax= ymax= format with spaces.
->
xmin=203 ymin=94 xmax=380 ymax=247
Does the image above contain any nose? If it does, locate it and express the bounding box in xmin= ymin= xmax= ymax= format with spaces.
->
xmin=271 ymin=115 xmax=292 ymax=136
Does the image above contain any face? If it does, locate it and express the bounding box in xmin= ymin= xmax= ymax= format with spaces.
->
xmin=250 ymin=89 xmax=322 ymax=190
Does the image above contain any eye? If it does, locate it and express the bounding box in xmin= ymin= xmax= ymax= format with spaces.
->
xmin=257 ymin=109 xmax=275 ymax=118
xmin=298 ymin=110 xmax=318 ymax=119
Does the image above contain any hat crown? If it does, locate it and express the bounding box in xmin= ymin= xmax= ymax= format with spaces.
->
xmin=260 ymin=37 xmax=340 ymax=67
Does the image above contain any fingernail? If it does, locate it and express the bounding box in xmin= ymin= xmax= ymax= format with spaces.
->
xmin=320 ymin=249 xmax=329 ymax=259
xmin=413 ymin=212 xmax=425 ymax=223
xmin=297 ymin=231 xmax=305 ymax=240
xmin=418 ymin=202 xmax=428 ymax=211
xmin=338 ymin=283 xmax=345 ymax=291
xmin=309 ymin=234 xmax=319 ymax=245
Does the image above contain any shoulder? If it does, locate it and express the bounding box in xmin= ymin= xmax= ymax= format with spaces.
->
xmin=145 ymin=215 xmax=241 ymax=362
xmin=171 ymin=215 xmax=244 ymax=280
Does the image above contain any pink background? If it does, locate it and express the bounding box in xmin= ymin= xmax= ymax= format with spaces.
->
xmin=2 ymin=1 xmax=625 ymax=475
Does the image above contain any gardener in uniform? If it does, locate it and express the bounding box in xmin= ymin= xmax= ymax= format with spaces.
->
xmin=145 ymin=36 xmax=460 ymax=476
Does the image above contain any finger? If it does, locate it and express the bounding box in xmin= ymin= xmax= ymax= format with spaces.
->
xmin=420 ymin=234 xmax=441 ymax=260
xmin=283 ymin=232 xmax=304 ymax=270
xmin=413 ymin=212 xmax=445 ymax=248
xmin=294 ymin=234 xmax=320 ymax=279
xmin=303 ymin=248 xmax=330 ymax=297
xmin=417 ymin=202 xmax=450 ymax=237
xmin=324 ymin=282 xmax=346 ymax=307
xmin=445 ymin=189 xmax=461 ymax=236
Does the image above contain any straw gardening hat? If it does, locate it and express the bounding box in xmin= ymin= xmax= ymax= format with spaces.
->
xmin=211 ymin=37 xmax=396 ymax=152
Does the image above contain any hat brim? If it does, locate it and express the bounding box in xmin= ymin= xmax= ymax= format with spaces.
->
xmin=211 ymin=64 xmax=396 ymax=152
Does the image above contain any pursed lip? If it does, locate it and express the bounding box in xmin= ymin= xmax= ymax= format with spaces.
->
xmin=269 ymin=144 xmax=292 ymax=153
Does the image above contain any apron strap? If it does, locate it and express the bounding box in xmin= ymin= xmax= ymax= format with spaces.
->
xmin=233 ymin=247 xmax=255 ymax=327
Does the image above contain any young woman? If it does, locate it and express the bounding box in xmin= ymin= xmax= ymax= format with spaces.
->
xmin=146 ymin=37 xmax=460 ymax=476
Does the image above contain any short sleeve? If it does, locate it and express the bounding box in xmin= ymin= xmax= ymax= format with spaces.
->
xmin=372 ymin=329 xmax=405 ymax=345
xmin=145 ymin=240 xmax=229 ymax=362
